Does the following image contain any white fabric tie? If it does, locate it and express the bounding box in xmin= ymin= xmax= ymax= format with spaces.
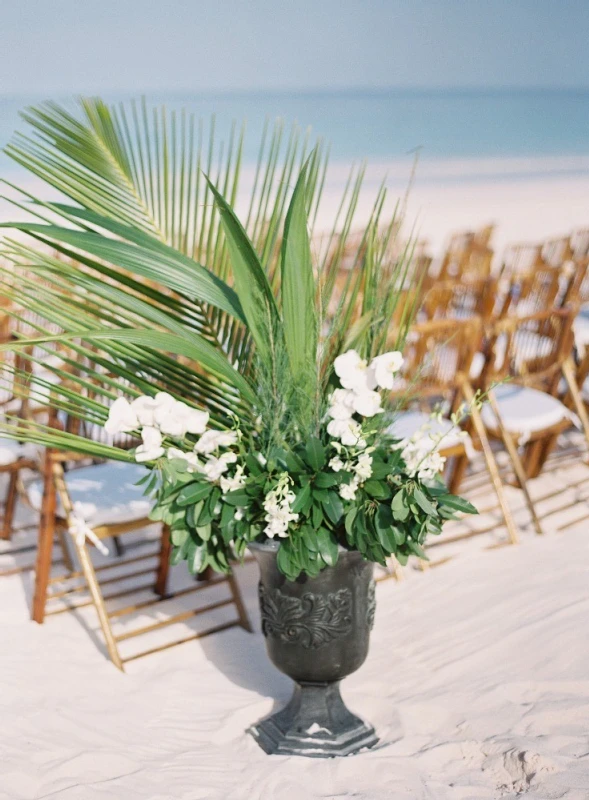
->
xmin=68 ymin=513 xmax=109 ymax=556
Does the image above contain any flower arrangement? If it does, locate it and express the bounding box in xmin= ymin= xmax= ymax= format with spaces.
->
xmin=105 ymin=346 xmax=475 ymax=579
xmin=0 ymin=99 xmax=476 ymax=581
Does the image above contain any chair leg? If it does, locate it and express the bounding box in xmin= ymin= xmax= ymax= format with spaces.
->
xmin=72 ymin=533 xmax=124 ymax=671
xmin=487 ymin=390 xmax=543 ymax=536
xmin=462 ymin=381 xmax=520 ymax=545
xmin=522 ymin=439 xmax=546 ymax=480
xmin=226 ymin=571 xmax=252 ymax=633
xmin=563 ymin=356 xmax=589 ymax=453
xmin=32 ymin=459 xmax=57 ymax=624
xmin=154 ymin=524 xmax=171 ymax=598
xmin=448 ymin=453 xmax=469 ymax=494
xmin=1 ymin=469 xmax=18 ymax=540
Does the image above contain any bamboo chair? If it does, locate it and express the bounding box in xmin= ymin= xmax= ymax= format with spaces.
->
xmin=499 ymin=243 xmax=544 ymax=283
xmin=438 ymin=236 xmax=493 ymax=282
xmin=542 ymin=236 xmax=573 ymax=269
xmin=475 ymin=307 xmax=589 ymax=533
xmin=29 ymin=410 xmax=251 ymax=671
xmin=497 ymin=266 xmax=564 ymax=319
xmin=387 ymin=316 xmax=520 ymax=551
xmin=571 ymin=228 xmax=589 ymax=261
xmin=422 ymin=277 xmax=499 ymax=322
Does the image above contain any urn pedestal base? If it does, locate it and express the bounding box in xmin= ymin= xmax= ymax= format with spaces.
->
xmin=249 ymin=681 xmax=378 ymax=758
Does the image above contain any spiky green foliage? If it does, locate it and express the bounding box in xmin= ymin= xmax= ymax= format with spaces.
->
xmin=0 ymin=97 xmax=417 ymax=461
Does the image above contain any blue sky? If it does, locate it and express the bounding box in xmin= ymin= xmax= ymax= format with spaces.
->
xmin=1 ymin=0 xmax=588 ymax=95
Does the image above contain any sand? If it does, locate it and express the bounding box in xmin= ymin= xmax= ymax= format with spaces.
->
xmin=1 ymin=491 xmax=588 ymax=799
xmin=1 ymin=157 xmax=588 ymax=262
xmin=0 ymin=159 xmax=588 ymax=798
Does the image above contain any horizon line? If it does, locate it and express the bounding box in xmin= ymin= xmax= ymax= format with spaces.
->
xmin=2 ymin=85 xmax=589 ymax=101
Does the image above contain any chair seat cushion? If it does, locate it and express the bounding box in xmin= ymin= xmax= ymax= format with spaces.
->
xmin=27 ymin=461 xmax=153 ymax=527
xmin=573 ymin=305 xmax=589 ymax=349
xmin=481 ymin=384 xmax=573 ymax=437
xmin=0 ymin=438 xmax=38 ymax=467
xmin=387 ymin=410 xmax=468 ymax=452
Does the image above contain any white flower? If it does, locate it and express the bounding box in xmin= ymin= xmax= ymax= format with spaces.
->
xmin=263 ymin=474 xmax=299 ymax=538
xmin=370 ymin=351 xmax=404 ymax=390
xmin=329 ymin=456 xmax=345 ymax=472
xmin=135 ymin=426 xmax=165 ymax=462
xmin=333 ymin=350 xmax=377 ymax=392
xmin=327 ymin=388 xmax=356 ymax=420
xmin=220 ymin=464 xmax=246 ymax=494
xmin=166 ymin=447 xmax=200 ymax=472
xmin=398 ymin=432 xmax=446 ymax=481
xmin=184 ymin=407 xmax=209 ymax=435
xmin=354 ymin=453 xmax=373 ymax=481
xmin=351 ymin=389 xmax=382 ymax=418
xmin=195 ymin=429 xmax=238 ymax=454
xmin=235 ymin=508 xmax=244 ymax=521
xmin=131 ymin=395 xmax=159 ymax=427
xmin=153 ymin=393 xmax=210 ymax=437
xmin=339 ymin=477 xmax=359 ymax=501
xmin=104 ymin=397 xmax=139 ymax=435
xmin=202 ymin=451 xmax=237 ymax=482
xmin=327 ymin=418 xmax=364 ymax=447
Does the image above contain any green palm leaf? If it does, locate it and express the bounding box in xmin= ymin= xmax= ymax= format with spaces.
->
xmin=280 ymin=162 xmax=318 ymax=422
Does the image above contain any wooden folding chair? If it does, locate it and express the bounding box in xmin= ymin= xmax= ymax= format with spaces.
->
xmin=422 ymin=276 xmax=499 ymax=322
xmin=30 ymin=413 xmax=251 ymax=671
xmin=474 ymin=307 xmax=589 ymax=534
xmin=388 ymin=316 xmax=520 ymax=553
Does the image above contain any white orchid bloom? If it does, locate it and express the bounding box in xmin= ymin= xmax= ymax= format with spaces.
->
xmin=329 ymin=456 xmax=345 ymax=472
xmin=370 ymin=351 xmax=404 ymax=390
xmin=183 ymin=407 xmax=209 ymax=435
xmin=351 ymin=389 xmax=383 ymax=418
xmin=104 ymin=397 xmax=139 ymax=435
xmin=166 ymin=447 xmax=200 ymax=472
xmin=131 ymin=395 xmax=159 ymax=427
xmin=195 ymin=429 xmax=238 ymax=454
xmin=327 ymin=418 xmax=364 ymax=447
xmin=220 ymin=464 xmax=246 ymax=494
xmin=333 ymin=350 xmax=377 ymax=392
xmin=327 ymin=388 xmax=356 ymax=420
xmin=202 ymin=451 xmax=237 ymax=482
xmin=135 ymin=426 xmax=165 ymax=462
xmin=353 ymin=453 xmax=373 ymax=481
xmin=155 ymin=405 xmax=189 ymax=437
xmin=339 ymin=477 xmax=359 ymax=501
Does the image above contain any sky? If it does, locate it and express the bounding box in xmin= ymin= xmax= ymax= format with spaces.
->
xmin=1 ymin=0 xmax=588 ymax=96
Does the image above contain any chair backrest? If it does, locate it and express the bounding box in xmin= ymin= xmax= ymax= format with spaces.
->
xmin=498 ymin=266 xmax=564 ymax=318
xmin=570 ymin=228 xmax=589 ymax=260
xmin=480 ymin=307 xmax=575 ymax=394
xmin=422 ymin=277 xmax=498 ymax=321
xmin=542 ymin=236 xmax=572 ymax=268
xmin=392 ymin=316 xmax=483 ymax=403
xmin=500 ymin=243 xmax=544 ymax=282
xmin=438 ymin=233 xmax=493 ymax=281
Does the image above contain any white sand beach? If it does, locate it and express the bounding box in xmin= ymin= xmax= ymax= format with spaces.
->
xmin=1 ymin=440 xmax=589 ymax=800
xmin=0 ymin=155 xmax=588 ymax=800
xmin=2 ymin=158 xmax=588 ymax=262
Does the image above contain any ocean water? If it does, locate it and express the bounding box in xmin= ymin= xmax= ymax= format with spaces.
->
xmin=0 ymin=89 xmax=588 ymax=181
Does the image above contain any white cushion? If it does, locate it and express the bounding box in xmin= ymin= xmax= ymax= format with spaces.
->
xmin=387 ymin=410 xmax=468 ymax=452
xmin=574 ymin=306 xmax=589 ymax=349
xmin=27 ymin=461 xmax=153 ymax=527
xmin=481 ymin=384 xmax=573 ymax=436
xmin=0 ymin=438 xmax=39 ymax=466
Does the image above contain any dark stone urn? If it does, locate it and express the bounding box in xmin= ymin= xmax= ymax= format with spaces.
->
xmin=248 ymin=540 xmax=378 ymax=758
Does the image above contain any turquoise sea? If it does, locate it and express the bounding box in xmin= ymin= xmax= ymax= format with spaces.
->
xmin=0 ymin=88 xmax=588 ymax=179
